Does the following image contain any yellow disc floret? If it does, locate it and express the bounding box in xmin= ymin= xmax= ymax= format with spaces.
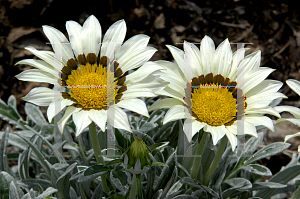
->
xmin=66 ymin=63 xmax=117 ymax=109
xmin=192 ymin=84 xmax=236 ymax=126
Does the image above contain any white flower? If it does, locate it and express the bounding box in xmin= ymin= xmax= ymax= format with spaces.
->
xmin=16 ymin=15 xmax=163 ymax=136
xmin=149 ymin=35 xmax=286 ymax=151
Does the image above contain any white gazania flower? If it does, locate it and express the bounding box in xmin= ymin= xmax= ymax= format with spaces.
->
xmin=15 ymin=15 xmax=164 ymax=136
xmin=149 ymin=35 xmax=286 ymax=151
xmin=276 ymin=79 xmax=300 ymax=152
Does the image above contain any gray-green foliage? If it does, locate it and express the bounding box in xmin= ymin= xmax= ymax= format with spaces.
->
xmin=1 ymin=95 xmax=300 ymax=198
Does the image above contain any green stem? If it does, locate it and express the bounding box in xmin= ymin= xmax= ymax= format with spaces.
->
xmin=291 ymin=185 xmax=300 ymax=199
xmin=136 ymin=174 xmax=143 ymax=199
xmin=129 ymin=174 xmax=137 ymax=199
xmin=89 ymin=123 xmax=104 ymax=164
xmin=88 ymin=122 xmax=109 ymax=193
xmin=203 ymin=136 xmax=228 ymax=186
xmin=190 ymin=131 xmax=209 ymax=180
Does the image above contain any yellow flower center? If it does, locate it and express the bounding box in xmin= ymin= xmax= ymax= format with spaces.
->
xmin=191 ymin=83 xmax=236 ymax=126
xmin=65 ymin=63 xmax=117 ymax=109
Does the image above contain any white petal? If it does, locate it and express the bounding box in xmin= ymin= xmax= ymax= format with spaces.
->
xmin=239 ymin=68 xmax=275 ymax=94
xmin=88 ymin=109 xmax=107 ymax=132
xmin=276 ymin=118 xmax=300 ymax=126
xmin=163 ymin=105 xmax=190 ymax=125
xmin=284 ymin=132 xmax=300 ymax=144
xmin=246 ymin=80 xmax=283 ymax=98
xmin=286 ymin=79 xmax=300 ymax=96
xmin=100 ymin=19 xmax=126 ymax=61
xmin=42 ymin=25 xmax=74 ymax=64
xmin=246 ymin=106 xmax=281 ymax=118
xmin=81 ymin=15 xmax=101 ymax=56
xmin=228 ymin=48 xmax=245 ymax=80
xmin=183 ymin=119 xmax=206 ymax=142
xmin=243 ymin=122 xmax=258 ymax=137
xmin=246 ymin=92 xmax=287 ymax=109
xmin=107 ymin=105 xmax=132 ymax=132
xmin=154 ymin=87 xmax=185 ymax=103
xmin=22 ymin=87 xmax=59 ymax=106
xmin=73 ymin=111 xmax=92 ymax=136
xmin=66 ymin=20 xmax=83 ymax=58
xmin=57 ymin=106 xmax=81 ymax=133
xmin=25 ymin=47 xmax=57 ymax=70
xmin=155 ymin=60 xmax=185 ymax=80
xmin=166 ymin=45 xmax=192 ymax=81
xmin=16 ymin=59 xmax=58 ymax=76
xmin=200 ymin=35 xmax=215 ymax=75
xmin=47 ymin=99 xmax=74 ymax=123
xmin=118 ymin=46 xmax=157 ymax=73
xmin=148 ymin=98 xmax=183 ymax=112
xmin=274 ymin=106 xmax=300 ymax=119
xmin=225 ymin=128 xmax=237 ymax=151
xmin=16 ymin=69 xmax=58 ymax=85
xmin=245 ymin=114 xmax=275 ymax=132
xmin=115 ymin=34 xmax=149 ymax=63
xmin=226 ymin=121 xmax=258 ymax=137
xmin=125 ymin=61 xmax=164 ymax=83
xmin=117 ymin=98 xmax=149 ymax=117
xmin=204 ymin=125 xmax=226 ymax=146
xmin=212 ymin=38 xmax=232 ymax=77
xmin=183 ymin=41 xmax=202 ymax=77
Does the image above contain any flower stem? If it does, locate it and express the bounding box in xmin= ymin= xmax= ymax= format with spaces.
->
xmin=190 ymin=131 xmax=209 ymax=180
xmin=88 ymin=122 xmax=109 ymax=193
xmin=291 ymin=185 xmax=300 ymax=199
xmin=129 ymin=174 xmax=137 ymax=199
xmin=77 ymin=135 xmax=88 ymax=166
xmin=203 ymin=136 xmax=227 ymax=186
xmin=136 ymin=174 xmax=143 ymax=199
xmin=89 ymin=122 xmax=104 ymax=164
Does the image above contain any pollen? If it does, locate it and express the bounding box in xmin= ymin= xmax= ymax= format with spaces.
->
xmin=65 ymin=63 xmax=118 ymax=109
xmin=191 ymin=84 xmax=236 ymax=126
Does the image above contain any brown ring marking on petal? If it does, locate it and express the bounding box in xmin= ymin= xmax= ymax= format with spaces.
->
xmin=117 ymin=76 xmax=126 ymax=86
xmin=225 ymin=119 xmax=235 ymax=126
xmin=198 ymin=75 xmax=205 ymax=84
xmin=213 ymin=74 xmax=225 ymax=85
xmin=61 ymin=65 xmax=72 ymax=75
xmin=115 ymin=93 xmax=123 ymax=100
xmin=115 ymin=68 xmax=123 ymax=78
xmin=74 ymin=104 xmax=84 ymax=108
xmin=205 ymin=73 xmax=213 ymax=84
xmin=117 ymin=85 xmax=127 ymax=94
xmin=114 ymin=61 xmax=119 ymax=70
xmin=61 ymin=73 xmax=68 ymax=81
xmin=86 ymin=53 xmax=97 ymax=64
xmin=114 ymin=99 xmax=120 ymax=104
xmin=99 ymin=56 xmax=108 ymax=68
xmin=223 ymin=78 xmax=231 ymax=86
xmin=67 ymin=58 xmax=78 ymax=70
xmin=61 ymin=80 xmax=66 ymax=86
xmin=192 ymin=77 xmax=200 ymax=86
xmin=77 ymin=54 xmax=86 ymax=65
xmin=61 ymin=92 xmax=79 ymax=103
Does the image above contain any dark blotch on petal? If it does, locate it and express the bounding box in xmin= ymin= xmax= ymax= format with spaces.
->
xmin=114 ymin=61 xmax=119 ymax=70
xmin=223 ymin=78 xmax=230 ymax=86
xmin=77 ymin=54 xmax=86 ymax=65
xmin=61 ymin=73 xmax=68 ymax=80
xmin=86 ymin=53 xmax=97 ymax=64
xmin=198 ymin=75 xmax=205 ymax=84
xmin=117 ymin=76 xmax=126 ymax=86
xmin=99 ymin=56 xmax=108 ymax=68
xmin=205 ymin=73 xmax=213 ymax=84
xmin=67 ymin=58 xmax=78 ymax=70
xmin=61 ymin=65 xmax=72 ymax=75
xmin=115 ymin=93 xmax=123 ymax=100
xmin=117 ymin=85 xmax=127 ymax=93
xmin=213 ymin=74 xmax=225 ymax=85
xmin=115 ymin=68 xmax=123 ymax=78
xmin=61 ymin=80 xmax=66 ymax=86
xmin=192 ymin=77 xmax=200 ymax=86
